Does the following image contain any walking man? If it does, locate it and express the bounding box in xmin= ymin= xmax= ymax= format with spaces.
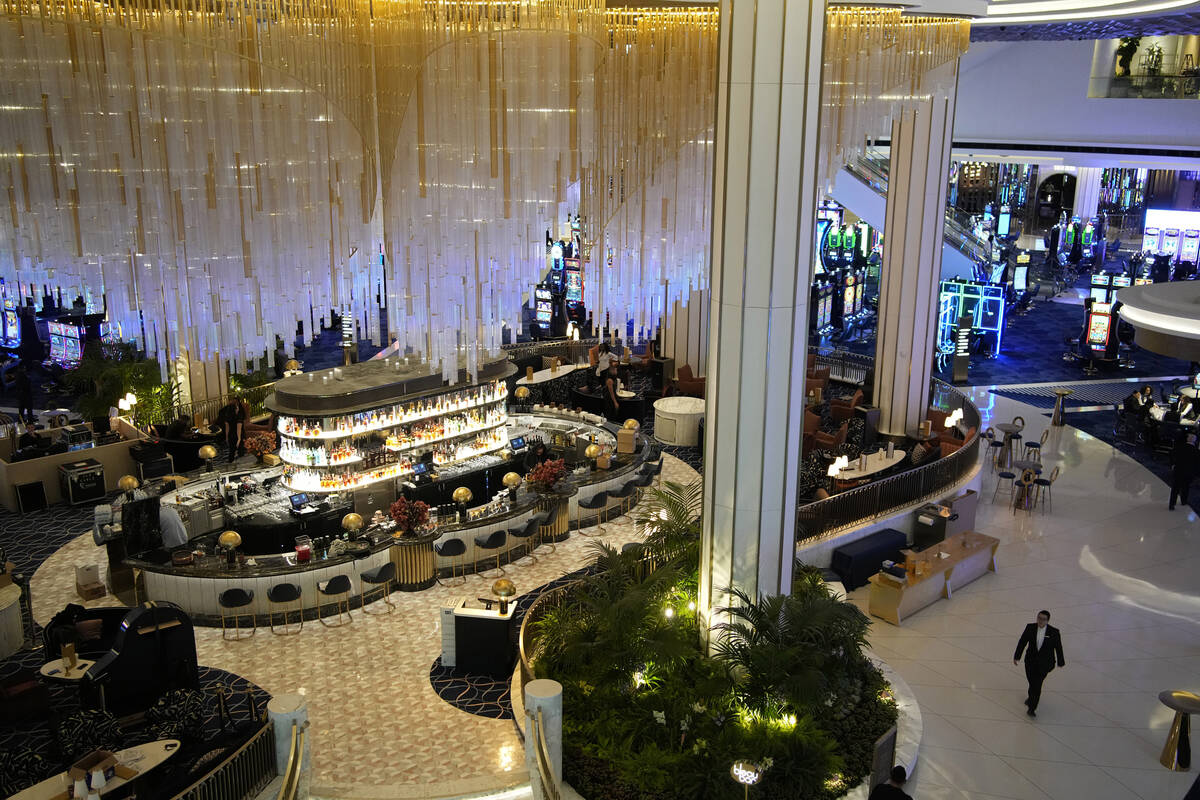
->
xmin=1169 ymin=432 xmax=1197 ymax=511
xmin=1013 ymin=609 xmax=1065 ymax=717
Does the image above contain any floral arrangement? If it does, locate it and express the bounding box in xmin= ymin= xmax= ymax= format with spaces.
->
xmin=244 ymin=432 xmax=277 ymax=457
xmin=389 ymin=497 xmax=430 ymax=533
xmin=526 ymin=458 xmax=567 ymax=492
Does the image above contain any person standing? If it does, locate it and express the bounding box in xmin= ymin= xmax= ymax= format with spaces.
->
xmin=1013 ymin=609 xmax=1065 ymax=717
xmin=868 ymin=766 xmax=912 ymax=800
xmin=602 ymin=361 xmax=621 ymax=422
xmin=1169 ymin=432 xmax=1198 ymax=511
xmin=217 ymin=397 xmax=246 ymax=463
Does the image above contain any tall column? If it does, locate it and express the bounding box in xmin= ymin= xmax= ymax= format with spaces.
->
xmin=700 ymin=0 xmax=825 ymax=624
xmin=1074 ymin=167 xmax=1103 ymax=221
xmin=873 ymin=67 xmax=959 ymax=438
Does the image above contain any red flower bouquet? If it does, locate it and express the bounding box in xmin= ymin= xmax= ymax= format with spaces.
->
xmin=526 ymin=458 xmax=567 ymax=493
xmin=389 ymin=496 xmax=430 ymax=534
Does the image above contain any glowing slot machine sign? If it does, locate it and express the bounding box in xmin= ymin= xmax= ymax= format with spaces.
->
xmin=1087 ymin=303 xmax=1113 ymax=353
xmin=48 ymin=321 xmax=83 ymax=366
xmin=1 ymin=298 xmax=19 ymax=348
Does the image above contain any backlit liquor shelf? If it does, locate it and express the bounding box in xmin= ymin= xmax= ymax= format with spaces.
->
xmin=268 ymin=355 xmax=517 ymax=495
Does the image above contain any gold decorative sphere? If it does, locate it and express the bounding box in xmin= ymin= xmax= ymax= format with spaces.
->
xmin=198 ymin=444 xmax=218 ymax=460
xmin=623 ymin=419 xmax=640 ymax=430
xmin=218 ymin=530 xmax=242 ymax=549
xmin=117 ymin=475 xmax=140 ymax=492
xmin=514 ymin=386 xmax=531 ymax=401
xmin=341 ymin=512 xmax=364 ymax=531
xmin=452 ymin=486 xmax=473 ymax=504
xmin=284 ymin=359 xmax=300 ymax=371
xmin=585 ymin=443 xmax=602 ymax=460
xmin=502 ymin=471 xmax=522 ymax=489
xmin=491 ymin=578 xmax=517 ymax=599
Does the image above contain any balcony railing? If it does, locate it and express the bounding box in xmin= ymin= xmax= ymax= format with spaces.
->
xmin=795 ymin=377 xmax=981 ymax=545
xmin=166 ymin=720 xmax=277 ymax=800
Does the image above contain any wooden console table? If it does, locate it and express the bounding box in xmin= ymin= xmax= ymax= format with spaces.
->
xmin=868 ymin=531 xmax=999 ymax=625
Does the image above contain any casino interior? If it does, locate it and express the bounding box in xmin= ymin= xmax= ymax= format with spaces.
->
xmin=1 ymin=1 xmax=1200 ymax=799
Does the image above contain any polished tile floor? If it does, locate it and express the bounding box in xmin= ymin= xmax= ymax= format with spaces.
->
xmin=849 ymin=388 xmax=1200 ymax=800
xmin=30 ymin=455 xmax=700 ymax=800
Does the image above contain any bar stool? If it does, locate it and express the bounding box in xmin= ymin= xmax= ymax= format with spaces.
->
xmin=607 ymin=481 xmax=639 ymax=523
xmin=1033 ymin=465 xmax=1060 ymax=513
xmin=576 ymin=491 xmax=610 ymax=535
xmin=474 ymin=530 xmax=508 ymax=577
xmin=630 ymin=471 xmax=654 ymax=505
xmin=218 ymin=588 xmax=255 ymax=640
xmin=266 ymin=582 xmax=303 ymax=635
xmin=1008 ymin=416 xmax=1026 ymax=455
xmin=983 ymin=427 xmax=1005 ymax=472
xmin=317 ymin=575 xmax=353 ymax=627
xmin=506 ymin=518 xmax=540 ymax=565
xmin=434 ymin=538 xmax=467 ymax=585
xmin=1023 ymin=429 xmax=1050 ymax=463
xmin=642 ymin=459 xmax=664 ymax=488
xmin=360 ymin=562 xmax=396 ymax=614
xmin=530 ymin=510 xmax=556 ymax=554
xmin=992 ymin=469 xmax=1017 ymax=504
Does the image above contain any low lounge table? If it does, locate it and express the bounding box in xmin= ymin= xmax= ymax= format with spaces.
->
xmin=653 ymin=396 xmax=705 ymax=446
xmin=1159 ymin=690 xmax=1200 ymax=771
xmin=11 ymin=739 xmax=180 ymax=799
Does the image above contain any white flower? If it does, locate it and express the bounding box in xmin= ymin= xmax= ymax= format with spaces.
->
xmin=652 ymin=710 xmax=666 ymax=725
xmin=691 ymin=702 xmax=706 ymax=713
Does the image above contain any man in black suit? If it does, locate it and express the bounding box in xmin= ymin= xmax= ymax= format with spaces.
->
xmin=1013 ymin=609 xmax=1065 ymax=717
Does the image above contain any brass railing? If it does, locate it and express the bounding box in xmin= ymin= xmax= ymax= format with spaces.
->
xmin=276 ymin=719 xmax=309 ymax=800
xmin=529 ymin=708 xmax=562 ymax=800
xmin=141 ymin=382 xmax=277 ymax=428
xmin=167 ymin=720 xmax=276 ymax=800
xmin=795 ymin=377 xmax=981 ymax=544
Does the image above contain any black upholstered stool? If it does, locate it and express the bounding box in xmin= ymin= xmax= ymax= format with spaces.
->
xmin=318 ymin=574 xmax=353 ymax=626
xmin=360 ymin=562 xmax=396 ymax=614
xmin=576 ymin=490 xmax=610 ymax=535
xmin=218 ymin=588 xmax=255 ymax=640
xmin=434 ymin=538 xmax=467 ymax=585
xmin=473 ymin=529 xmax=508 ymax=577
xmin=266 ymin=582 xmax=303 ymax=635
xmin=506 ymin=518 xmax=541 ymax=565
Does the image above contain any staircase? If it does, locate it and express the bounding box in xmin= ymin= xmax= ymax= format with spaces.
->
xmin=832 ymin=147 xmax=990 ymax=279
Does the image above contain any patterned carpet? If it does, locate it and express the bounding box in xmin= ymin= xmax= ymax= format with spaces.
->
xmin=990 ymin=378 xmax=1191 ymax=411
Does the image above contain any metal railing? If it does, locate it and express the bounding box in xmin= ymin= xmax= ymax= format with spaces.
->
xmin=167 ymin=720 xmax=276 ymax=800
xmin=796 ymin=377 xmax=981 ymax=545
xmin=276 ymin=718 xmax=309 ymax=800
xmin=141 ymin=382 xmax=276 ymax=428
xmin=518 ymin=584 xmax=575 ymax=686
xmin=809 ymin=347 xmax=874 ymax=386
xmin=529 ymin=708 xmax=562 ymax=800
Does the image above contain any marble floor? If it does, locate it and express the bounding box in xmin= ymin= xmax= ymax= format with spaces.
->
xmin=29 ymin=454 xmax=700 ymax=800
xmin=849 ymin=387 xmax=1200 ymax=800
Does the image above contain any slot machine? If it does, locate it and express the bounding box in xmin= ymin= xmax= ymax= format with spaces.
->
xmin=997 ymin=205 xmax=1011 ymax=237
xmin=815 ymin=218 xmax=832 ymax=275
xmin=534 ymin=286 xmax=553 ymax=333
xmin=841 ymin=226 xmax=857 ymax=265
xmin=1162 ymin=229 xmax=1182 ymax=260
xmin=1142 ymin=227 xmax=1162 ymax=255
xmin=1181 ymin=230 xmax=1200 ymax=264
xmin=1082 ymin=220 xmax=1095 ymax=251
xmin=1 ymin=297 xmax=19 ymax=349
xmin=824 ymin=224 xmax=842 ymax=269
xmin=548 ymin=242 xmax=566 ymax=293
xmin=563 ymin=257 xmax=583 ymax=310
xmin=842 ymin=272 xmax=857 ymax=322
xmin=1085 ymin=301 xmax=1120 ymax=360
xmin=1062 ymin=219 xmax=1077 ymax=250
xmin=1111 ymin=274 xmax=1132 ymax=295
xmin=1089 ymin=274 xmax=1113 ymax=303
xmin=1012 ymin=265 xmax=1028 ymax=294
xmin=819 ymin=284 xmax=833 ymax=333
xmin=852 ymin=269 xmax=865 ymax=316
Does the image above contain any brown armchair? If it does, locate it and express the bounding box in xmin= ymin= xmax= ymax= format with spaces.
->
xmin=802 ymin=409 xmax=821 ymax=452
xmin=676 ymin=365 xmax=706 ymax=397
xmin=830 ymin=389 xmax=863 ymax=423
xmin=926 ymin=406 xmax=949 ymax=431
xmin=937 ymin=425 xmax=976 ymax=448
xmin=806 ymin=366 xmax=830 ymax=397
xmin=813 ymin=421 xmax=848 ymax=451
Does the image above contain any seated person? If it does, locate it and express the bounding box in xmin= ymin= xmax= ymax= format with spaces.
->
xmin=907 ymin=439 xmax=938 ymax=467
xmin=17 ymin=424 xmax=40 ymax=449
xmin=523 ymin=441 xmax=550 ymax=471
xmin=1123 ymin=385 xmax=1153 ymax=417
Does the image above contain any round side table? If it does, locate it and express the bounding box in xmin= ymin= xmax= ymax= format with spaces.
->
xmin=1159 ymin=690 xmax=1200 ymax=771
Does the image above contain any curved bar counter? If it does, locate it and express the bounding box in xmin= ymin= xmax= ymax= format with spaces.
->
xmin=123 ymin=358 xmax=657 ymax=624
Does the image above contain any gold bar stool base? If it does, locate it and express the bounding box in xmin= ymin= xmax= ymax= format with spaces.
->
xmin=1159 ymin=691 xmax=1199 ymax=771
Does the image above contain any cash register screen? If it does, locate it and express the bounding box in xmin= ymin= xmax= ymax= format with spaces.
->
xmin=413 ymin=462 xmax=429 ymax=476
xmin=510 ymin=436 xmax=526 ymax=450
xmin=289 ymin=493 xmax=309 ymax=510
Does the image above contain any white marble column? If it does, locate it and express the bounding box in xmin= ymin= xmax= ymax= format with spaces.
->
xmin=524 ymin=678 xmax=563 ymax=800
xmin=1074 ymin=166 xmax=1103 ymax=221
xmin=700 ymin=0 xmax=825 ymax=624
xmin=873 ymin=68 xmax=959 ymax=438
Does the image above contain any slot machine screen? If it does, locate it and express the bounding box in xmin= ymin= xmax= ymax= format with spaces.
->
xmin=1142 ymin=227 xmax=1161 ymax=253
xmin=1087 ymin=303 xmax=1112 ymax=349
xmin=843 ymin=275 xmax=855 ymax=314
xmin=853 ymin=274 xmax=864 ymax=314
xmin=535 ymin=288 xmax=553 ymax=327
xmin=1111 ymin=275 xmax=1131 ymax=289
xmin=49 ymin=331 xmax=65 ymax=362
xmin=65 ymin=336 xmax=81 ymax=363
xmin=815 ymin=218 xmax=831 ymax=273
xmin=819 ymin=293 xmax=831 ymax=328
xmin=1090 ymin=275 xmax=1112 ymax=303
xmin=1013 ymin=266 xmax=1028 ymax=293
xmin=564 ymin=259 xmax=583 ymax=305
xmin=997 ymin=209 xmax=1011 ymax=237
xmin=1135 ymin=278 xmax=1152 ymax=286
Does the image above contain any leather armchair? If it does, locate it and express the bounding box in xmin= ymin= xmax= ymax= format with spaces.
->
xmin=802 ymin=409 xmax=821 ymax=453
xmin=676 ymin=365 xmax=706 ymax=397
xmin=813 ymin=421 xmax=848 ymax=451
xmin=831 ymin=389 xmax=863 ymax=423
